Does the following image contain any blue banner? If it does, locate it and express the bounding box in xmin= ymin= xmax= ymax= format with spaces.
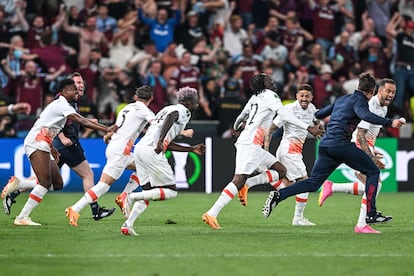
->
xmin=0 ymin=139 xmax=134 ymax=192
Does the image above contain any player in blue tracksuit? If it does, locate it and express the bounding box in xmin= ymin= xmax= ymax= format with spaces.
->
xmin=262 ymin=73 xmax=405 ymax=225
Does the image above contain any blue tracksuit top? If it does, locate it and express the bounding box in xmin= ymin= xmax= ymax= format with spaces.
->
xmin=315 ymin=90 xmax=393 ymax=147
xmin=138 ymin=8 xmax=181 ymax=52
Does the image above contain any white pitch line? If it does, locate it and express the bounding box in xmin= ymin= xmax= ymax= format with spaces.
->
xmin=0 ymin=253 xmax=411 ymax=258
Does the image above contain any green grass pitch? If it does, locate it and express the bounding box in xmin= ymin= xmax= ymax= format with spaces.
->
xmin=0 ymin=192 xmax=413 ymax=276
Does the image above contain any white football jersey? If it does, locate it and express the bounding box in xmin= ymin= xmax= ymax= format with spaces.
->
xmin=109 ymin=100 xmax=155 ymax=154
xmin=236 ymin=89 xmax=283 ymax=145
xmin=138 ymin=103 xmax=191 ymax=149
xmin=351 ymin=95 xmax=387 ymax=147
xmin=274 ymin=100 xmax=317 ymax=145
xmin=24 ymin=96 xmax=76 ymax=147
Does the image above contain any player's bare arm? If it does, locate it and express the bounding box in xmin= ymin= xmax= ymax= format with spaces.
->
xmin=155 ymin=111 xmax=179 ymax=154
xmin=356 ymin=127 xmax=384 ymax=169
xmin=68 ymin=113 xmax=118 ymax=133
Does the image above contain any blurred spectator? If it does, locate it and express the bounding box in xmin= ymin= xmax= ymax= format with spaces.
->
xmin=322 ymin=81 xmax=346 ymax=106
xmin=6 ymin=0 xmax=29 ymax=36
xmin=280 ymin=15 xmax=314 ymax=53
xmin=169 ymin=50 xmax=208 ymax=112
xmin=191 ymin=36 xmax=222 ymax=75
xmin=301 ymin=42 xmax=327 ymax=77
xmin=365 ymin=0 xmax=393 ymax=40
xmin=236 ymin=0 xmax=254 ymax=29
xmin=76 ymin=55 xmax=99 ymax=105
xmin=160 ymin=41 xmax=181 ymax=81
xmin=233 ymin=42 xmax=262 ymax=99
xmin=221 ymin=63 xmax=244 ymax=100
xmin=359 ymin=36 xmax=391 ymax=79
xmin=138 ymin=3 xmax=181 ymax=52
xmin=253 ymin=15 xmax=280 ymax=54
xmin=63 ymin=15 xmax=110 ymax=65
xmin=4 ymin=60 xmax=65 ymax=114
xmin=329 ymin=30 xmax=358 ymax=82
xmin=261 ymin=30 xmax=288 ymax=86
xmin=115 ymin=69 xmax=142 ymax=107
xmin=223 ymin=14 xmax=248 ymax=58
xmin=60 ymin=4 xmax=83 ymax=55
xmin=145 ymin=59 xmax=168 ymax=113
xmin=96 ymin=3 xmax=118 ymax=42
xmin=29 ymin=29 xmax=73 ymax=76
xmin=77 ymin=0 xmax=98 ymax=22
xmin=0 ymin=35 xmax=37 ymax=78
xmin=3 ymin=60 xmax=65 ymax=136
xmin=386 ymin=13 xmax=414 ymax=117
xmin=342 ymin=64 xmax=361 ymax=94
xmin=128 ymin=39 xmax=160 ymax=77
xmin=311 ymin=63 xmax=336 ymax=108
xmin=175 ymin=10 xmax=209 ymax=52
xmin=196 ymin=78 xmax=220 ymax=120
xmin=24 ymin=15 xmax=50 ymax=49
xmin=96 ymin=64 xmax=120 ymax=120
xmin=283 ymin=65 xmax=311 ymax=99
xmin=109 ymin=25 xmax=137 ymax=70
xmin=309 ymin=0 xmax=344 ymax=54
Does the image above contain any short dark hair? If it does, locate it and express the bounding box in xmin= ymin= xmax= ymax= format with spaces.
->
xmin=297 ymin=83 xmax=313 ymax=94
xmin=378 ymin=78 xmax=395 ymax=88
xmin=58 ymin=79 xmax=75 ymax=92
xmin=135 ymin=85 xmax=153 ymax=100
xmin=358 ymin=72 xmax=376 ymax=94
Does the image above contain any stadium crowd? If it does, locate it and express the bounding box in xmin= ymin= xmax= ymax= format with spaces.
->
xmin=0 ymin=0 xmax=413 ymax=138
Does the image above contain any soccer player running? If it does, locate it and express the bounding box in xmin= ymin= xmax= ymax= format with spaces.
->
xmin=2 ymin=73 xmax=116 ymax=220
xmin=318 ymin=78 xmax=400 ymax=233
xmin=13 ymin=79 xmax=117 ymax=225
xmin=262 ymin=73 xmax=405 ymax=233
xmin=65 ymin=85 xmax=156 ymax=227
xmin=263 ymin=83 xmax=320 ymax=226
xmin=202 ymin=74 xmax=324 ymax=230
xmin=119 ymin=87 xmax=205 ymax=236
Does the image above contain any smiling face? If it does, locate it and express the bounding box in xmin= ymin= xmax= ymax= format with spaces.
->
xmin=377 ymin=82 xmax=396 ymax=107
xmin=296 ymin=88 xmax=313 ymax=110
xmin=72 ymin=75 xmax=85 ymax=96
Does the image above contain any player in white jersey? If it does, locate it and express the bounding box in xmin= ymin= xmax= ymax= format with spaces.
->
xmin=12 ymin=79 xmax=117 ymax=226
xmin=202 ymin=74 xmax=324 ymax=229
xmin=119 ymin=87 xmax=205 ymax=236
xmin=239 ymin=84 xmax=319 ymax=226
xmin=65 ymin=85 xmax=155 ymax=227
xmin=318 ymin=78 xmax=397 ymax=234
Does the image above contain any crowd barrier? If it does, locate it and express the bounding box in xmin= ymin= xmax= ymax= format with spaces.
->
xmin=0 ymin=137 xmax=413 ymax=192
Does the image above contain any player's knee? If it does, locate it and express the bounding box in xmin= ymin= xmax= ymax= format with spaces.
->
xmin=52 ymin=178 xmax=64 ymax=190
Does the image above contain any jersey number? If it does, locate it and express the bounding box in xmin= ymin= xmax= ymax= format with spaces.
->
xmin=248 ymin=103 xmax=259 ymax=125
xmin=118 ymin=110 xmax=130 ymax=128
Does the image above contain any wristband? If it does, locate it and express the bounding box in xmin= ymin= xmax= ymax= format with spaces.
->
xmin=8 ymin=104 xmax=14 ymax=115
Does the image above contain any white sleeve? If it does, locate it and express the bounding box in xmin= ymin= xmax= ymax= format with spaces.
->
xmin=272 ymin=115 xmax=284 ymax=128
xmin=277 ymin=107 xmax=310 ymax=130
xmin=233 ymin=101 xmax=251 ymax=130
